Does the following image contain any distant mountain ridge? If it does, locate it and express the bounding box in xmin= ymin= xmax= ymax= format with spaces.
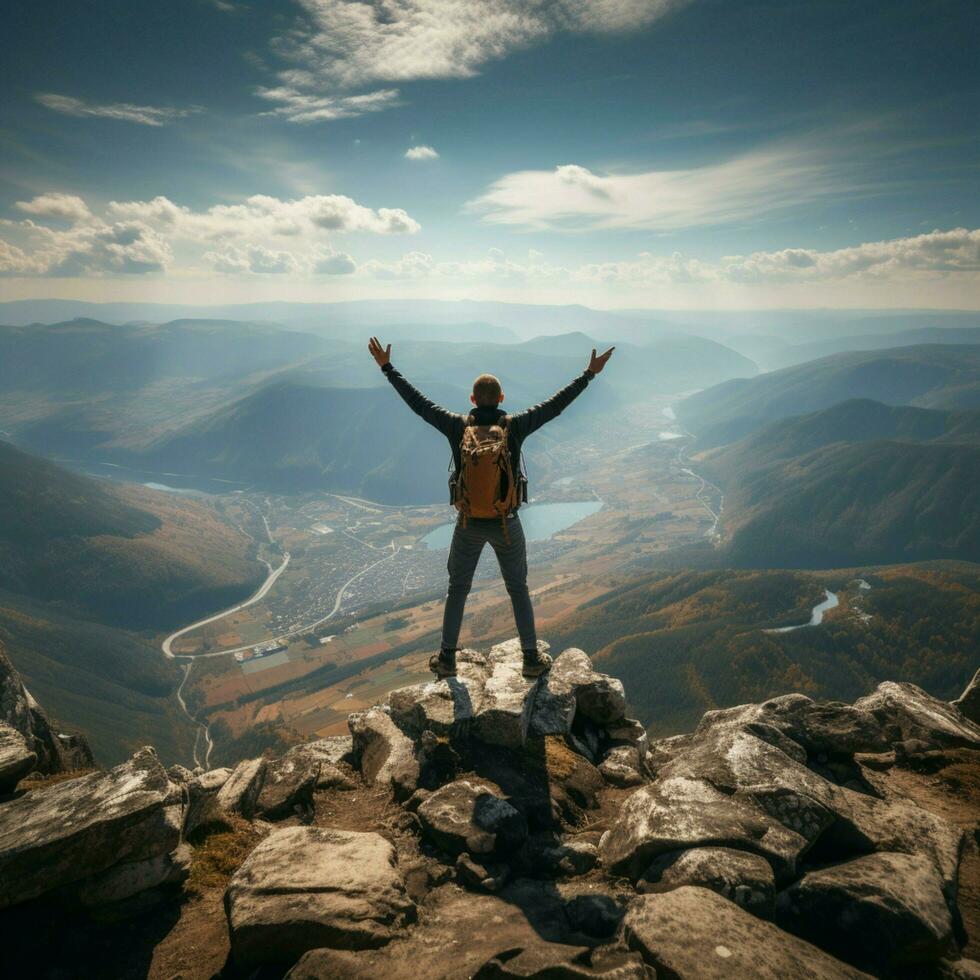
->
xmin=698 ymin=399 xmax=980 ymax=568
xmin=677 ymin=344 xmax=980 ymax=448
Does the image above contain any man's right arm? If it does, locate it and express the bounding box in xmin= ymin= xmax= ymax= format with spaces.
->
xmin=381 ymin=363 xmax=459 ymax=439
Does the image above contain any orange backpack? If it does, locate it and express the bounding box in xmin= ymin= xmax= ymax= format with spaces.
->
xmin=454 ymin=415 xmax=519 ymax=535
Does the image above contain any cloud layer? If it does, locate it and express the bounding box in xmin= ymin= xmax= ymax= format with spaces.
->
xmin=261 ymin=0 xmax=683 ymax=121
xmin=0 ymin=192 xmax=419 ymax=278
xmin=470 ymin=144 xmax=853 ymax=232
xmin=35 ymin=93 xmax=202 ymax=127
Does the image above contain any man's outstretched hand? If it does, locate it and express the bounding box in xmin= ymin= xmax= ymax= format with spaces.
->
xmin=588 ymin=346 xmax=615 ymax=375
xmin=368 ymin=336 xmax=391 ymax=368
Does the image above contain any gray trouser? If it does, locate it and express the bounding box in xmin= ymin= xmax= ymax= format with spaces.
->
xmin=441 ymin=514 xmax=537 ymax=652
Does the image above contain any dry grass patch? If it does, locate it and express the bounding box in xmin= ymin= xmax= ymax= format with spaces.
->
xmin=186 ymin=816 xmax=263 ymax=897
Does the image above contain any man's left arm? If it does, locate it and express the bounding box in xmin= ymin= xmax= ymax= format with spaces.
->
xmin=511 ymin=346 xmax=614 ymax=439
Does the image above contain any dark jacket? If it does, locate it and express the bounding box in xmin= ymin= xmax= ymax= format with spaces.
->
xmin=381 ymin=362 xmax=593 ymax=510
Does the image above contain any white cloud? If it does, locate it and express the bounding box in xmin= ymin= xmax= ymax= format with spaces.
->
xmin=405 ymin=145 xmax=439 ymax=160
xmin=255 ymin=86 xmax=400 ymax=123
xmin=261 ymin=0 xmax=683 ymax=121
xmin=204 ymin=244 xmax=300 ymax=275
xmin=719 ymin=228 xmax=980 ymax=283
xmin=15 ymin=193 xmax=92 ymax=223
xmin=312 ymin=246 xmax=357 ymax=274
xmin=35 ymin=92 xmax=202 ymax=127
xmin=106 ymin=192 xmax=420 ymax=239
xmin=469 ymin=144 xmax=848 ymax=232
xmin=277 ymin=0 xmax=681 ymax=89
xmin=1 ymin=190 xmax=418 ymax=278
xmin=356 ymin=230 xmax=980 ymax=286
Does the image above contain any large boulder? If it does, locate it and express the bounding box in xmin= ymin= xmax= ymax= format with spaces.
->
xmin=474 ymin=943 xmax=653 ymax=979
xmin=473 ymin=640 xmax=545 ymax=748
xmin=0 ymin=723 xmax=36 ymax=793
xmin=284 ymin=736 xmax=355 ymax=788
xmin=598 ymin=776 xmax=806 ymax=882
xmin=349 ymin=707 xmax=420 ymax=800
xmin=225 ymin=826 xmax=415 ymax=969
xmin=184 ymin=767 xmax=232 ymax=836
xmin=598 ymin=745 xmax=644 ymax=788
xmin=695 ymin=694 xmax=888 ymax=758
xmin=388 ymin=650 xmax=489 ymax=737
xmin=254 ymin=752 xmax=319 ymax=820
xmin=215 ymin=757 xmax=266 ymax=819
xmin=776 ymin=852 xmax=957 ymax=974
xmin=636 ymin=846 xmax=775 ymax=917
xmin=417 ymin=778 xmax=527 ymax=857
xmin=854 ymin=681 xmax=980 ymax=749
xmin=624 ymin=887 xmax=870 ymax=979
xmin=532 ymin=648 xmax=626 ymax=734
xmin=818 ymin=787 xmax=964 ymax=897
xmin=952 ymin=668 xmax=980 ymax=725
xmin=0 ymin=747 xmax=183 ymax=909
xmin=75 ymin=841 xmax=192 ymax=907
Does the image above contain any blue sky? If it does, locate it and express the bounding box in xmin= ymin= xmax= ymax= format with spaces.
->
xmin=1 ymin=0 xmax=978 ymax=308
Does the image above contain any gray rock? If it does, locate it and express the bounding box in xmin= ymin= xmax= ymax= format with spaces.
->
xmin=225 ymin=826 xmax=415 ymax=968
xmin=694 ymin=693 xmax=889 ymax=758
xmin=952 ymin=668 xmax=980 ymax=725
xmin=167 ymin=763 xmax=194 ymax=784
xmin=776 ymin=852 xmax=956 ymax=974
xmin=658 ymin=723 xmax=838 ymax=805
xmin=522 ymin=836 xmax=598 ymax=877
xmin=0 ymin=747 xmax=183 ymax=909
xmin=184 ymin=766 xmax=232 ymax=836
xmin=254 ymin=752 xmax=319 ymax=820
xmin=349 ymin=706 xmax=420 ymax=800
xmin=636 ymin=846 xmax=775 ymax=916
xmin=417 ymin=778 xmax=527 ymax=857
xmin=540 ymin=648 xmax=626 ymax=727
xmin=285 ymin=734 xmax=353 ymax=769
xmin=76 ymin=841 xmax=192 ymax=906
xmin=456 ymin=852 xmax=510 ymax=893
xmin=854 ymin=681 xmax=980 ymax=749
xmin=475 ymin=943 xmax=653 ymax=980
xmin=473 ymin=639 xmax=546 ymax=748
xmin=599 ymin=745 xmax=644 ymax=788
xmin=606 ymin=719 xmax=649 ymax=761
xmin=388 ymin=655 xmax=488 ymax=737
xmin=822 ymin=787 xmax=964 ymax=897
xmin=598 ymin=776 xmax=807 ymax=882
xmin=216 ymin=757 xmax=266 ymax=819
xmin=0 ymin=723 xmax=36 ymax=792
xmin=284 ymin=740 xmax=353 ymax=790
xmin=624 ymin=886 xmax=870 ymax=979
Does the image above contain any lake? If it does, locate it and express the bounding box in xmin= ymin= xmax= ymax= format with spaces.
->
xmin=420 ymin=500 xmax=603 ymax=550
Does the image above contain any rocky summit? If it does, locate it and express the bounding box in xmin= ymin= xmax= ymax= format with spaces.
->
xmin=0 ymin=637 xmax=978 ymax=979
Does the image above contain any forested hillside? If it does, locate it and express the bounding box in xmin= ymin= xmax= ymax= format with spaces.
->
xmin=547 ymin=564 xmax=980 ymax=736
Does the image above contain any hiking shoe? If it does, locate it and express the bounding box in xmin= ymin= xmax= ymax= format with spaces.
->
xmin=522 ymin=649 xmax=553 ymax=678
xmin=429 ymin=649 xmax=457 ymax=679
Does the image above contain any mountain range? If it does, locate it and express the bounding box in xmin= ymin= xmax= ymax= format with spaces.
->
xmin=677 ymin=344 xmax=980 ymax=448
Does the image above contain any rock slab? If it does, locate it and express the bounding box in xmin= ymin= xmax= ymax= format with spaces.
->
xmin=0 ymin=746 xmax=183 ymax=909
xmin=624 ymin=886 xmax=871 ymax=979
xmin=776 ymin=851 xmax=957 ymax=974
xmin=225 ymin=826 xmax=415 ymax=968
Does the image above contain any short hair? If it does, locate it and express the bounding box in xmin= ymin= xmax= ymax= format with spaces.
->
xmin=472 ymin=373 xmax=502 ymax=406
